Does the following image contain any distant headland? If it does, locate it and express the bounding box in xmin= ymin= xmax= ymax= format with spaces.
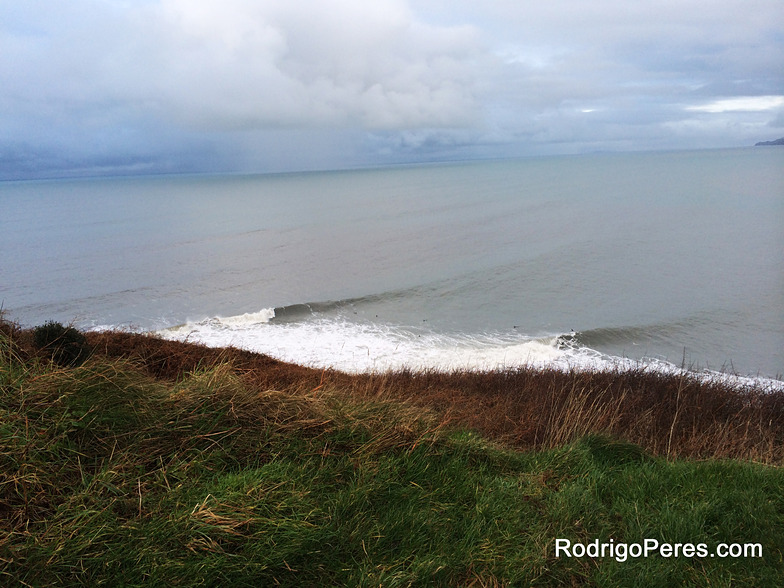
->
xmin=755 ymin=137 xmax=784 ymax=146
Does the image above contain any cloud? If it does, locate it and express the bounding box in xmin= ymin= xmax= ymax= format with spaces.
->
xmin=3 ymin=0 xmax=480 ymax=130
xmin=1 ymin=0 xmax=783 ymax=178
xmin=1 ymin=0 xmax=490 ymax=177
xmin=686 ymin=96 xmax=784 ymax=113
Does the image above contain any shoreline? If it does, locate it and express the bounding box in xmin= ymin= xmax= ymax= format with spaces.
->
xmin=154 ymin=320 xmax=784 ymax=392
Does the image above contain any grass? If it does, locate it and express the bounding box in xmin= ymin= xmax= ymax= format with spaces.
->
xmin=2 ymin=318 xmax=783 ymax=586
xmin=85 ymin=328 xmax=784 ymax=464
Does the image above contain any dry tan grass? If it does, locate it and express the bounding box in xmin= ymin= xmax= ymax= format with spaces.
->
xmin=76 ymin=330 xmax=784 ymax=464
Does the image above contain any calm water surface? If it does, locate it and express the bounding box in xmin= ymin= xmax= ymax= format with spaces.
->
xmin=2 ymin=148 xmax=782 ymax=380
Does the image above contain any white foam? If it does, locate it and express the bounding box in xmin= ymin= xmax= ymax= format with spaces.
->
xmin=157 ymin=312 xmax=574 ymax=372
xmin=215 ymin=308 xmax=276 ymax=326
xmin=155 ymin=310 xmax=784 ymax=391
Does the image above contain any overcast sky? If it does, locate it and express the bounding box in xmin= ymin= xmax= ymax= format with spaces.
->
xmin=2 ymin=0 xmax=783 ymax=179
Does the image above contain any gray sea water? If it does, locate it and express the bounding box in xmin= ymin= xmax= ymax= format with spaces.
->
xmin=2 ymin=148 xmax=782 ymax=381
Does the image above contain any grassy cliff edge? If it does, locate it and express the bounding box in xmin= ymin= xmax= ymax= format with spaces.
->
xmin=2 ymin=319 xmax=783 ymax=586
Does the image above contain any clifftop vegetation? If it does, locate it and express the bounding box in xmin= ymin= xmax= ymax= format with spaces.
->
xmin=2 ymin=317 xmax=783 ymax=586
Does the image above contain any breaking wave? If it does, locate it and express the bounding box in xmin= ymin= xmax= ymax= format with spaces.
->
xmin=156 ymin=304 xmax=783 ymax=391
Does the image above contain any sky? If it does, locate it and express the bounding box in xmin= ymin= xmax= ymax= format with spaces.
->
xmin=1 ymin=0 xmax=783 ymax=179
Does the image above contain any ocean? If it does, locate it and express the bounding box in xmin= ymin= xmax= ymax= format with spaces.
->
xmin=2 ymin=148 xmax=783 ymax=384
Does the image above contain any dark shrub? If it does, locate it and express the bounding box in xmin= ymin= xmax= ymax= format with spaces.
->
xmin=33 ymin=321 xmax=90 ymax=367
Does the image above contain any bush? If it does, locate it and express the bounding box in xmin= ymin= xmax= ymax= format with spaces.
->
xmin=33 ymin=321 xmax=90 ymax=367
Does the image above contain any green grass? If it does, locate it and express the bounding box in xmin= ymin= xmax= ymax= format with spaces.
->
xmin=1 ymin=326 xmax=783 ymax=586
